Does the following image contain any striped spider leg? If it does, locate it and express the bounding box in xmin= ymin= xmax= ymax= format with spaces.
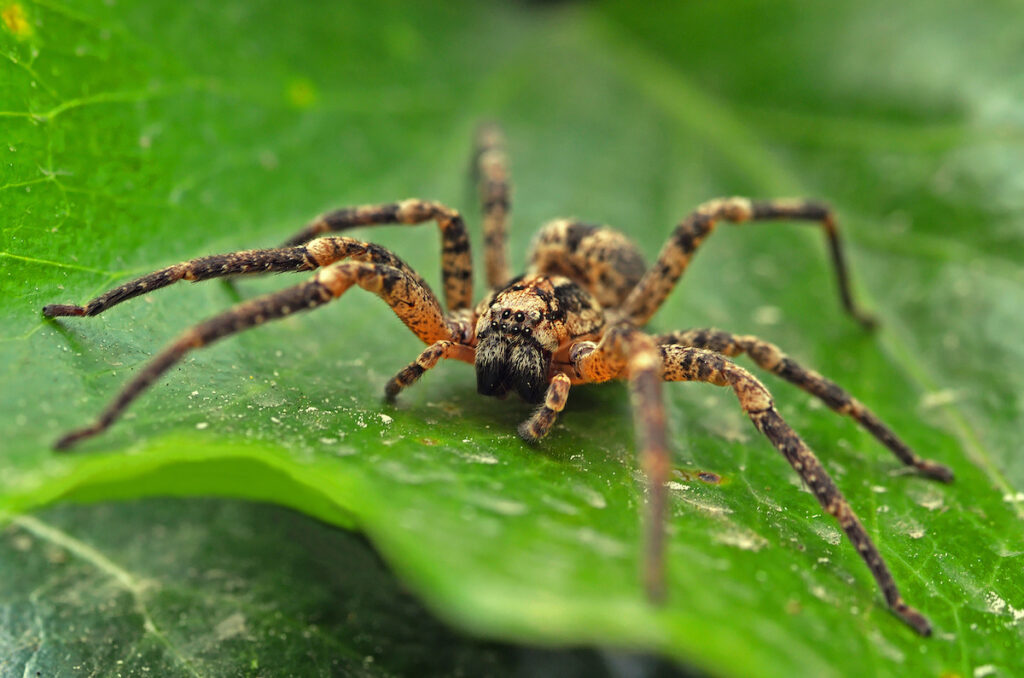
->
xmin=43 ymin=200 xmax=477 ymax=448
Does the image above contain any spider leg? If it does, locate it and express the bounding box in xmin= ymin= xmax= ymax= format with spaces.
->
xmin=53 ymin=261 xmax=456 ymax=451
xmin=517 ymin=373 xmax=572 ymax=442
xmin=474 ymin=123 xmax=512 ymax=289
xmin=569 ymin=327 xmax=671 ymax=601
xmin=660 ymin=346 xmax=931 ymax=635
xmin=384 ymin=339 xmax=475 ymax=402
xmin=617 ymin=197 xmax=876 ymax=328
xmin=571 ymin=331 xmax=932 ymax=635
xmin=42 ymin=237 xmax=428 ymax=319
xmin=280 ymin=199 xmax=473 ymax=310
xmin=654 ymin=329 xmax=953 ymax=482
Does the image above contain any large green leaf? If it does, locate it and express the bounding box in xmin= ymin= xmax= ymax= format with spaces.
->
xmin=0 ymin=497 xmax=519 ymax=677
xmin=2 ymin=0 xmax=1022 ymax=676
xmin=1 ymin=496 xmax=671 ymax=677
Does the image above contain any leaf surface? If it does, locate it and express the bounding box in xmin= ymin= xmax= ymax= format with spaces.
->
xmin=2 ymin=0 xmax=1022 ymax=675
xmin=0 ymin=497 xmax=518 ymax=677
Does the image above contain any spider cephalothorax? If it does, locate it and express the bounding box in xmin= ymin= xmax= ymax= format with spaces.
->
xmin=475 ymin=274 xmax=603 ymax=402
xmin=44 ymin=123 xmax=953 ymax=637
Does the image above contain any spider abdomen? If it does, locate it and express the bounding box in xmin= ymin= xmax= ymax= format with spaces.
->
xmin=529 ymin=219 xmax=647 ymax=309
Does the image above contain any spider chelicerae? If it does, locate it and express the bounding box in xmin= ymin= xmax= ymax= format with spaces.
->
xmin=44 ymin=124 xmax=952 ymax=636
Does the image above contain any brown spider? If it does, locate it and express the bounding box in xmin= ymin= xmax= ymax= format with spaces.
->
xmin=44 ymin=124 xmax=952 ymax=636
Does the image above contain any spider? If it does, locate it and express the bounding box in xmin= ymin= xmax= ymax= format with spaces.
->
xmin=44 ymin=123 xmax=952 ymax=636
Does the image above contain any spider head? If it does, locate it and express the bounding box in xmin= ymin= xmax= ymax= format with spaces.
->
xmin=474 ymin=302 xmax=554 ymax=404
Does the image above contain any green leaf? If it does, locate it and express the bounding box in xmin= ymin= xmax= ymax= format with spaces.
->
xmin=0 ymin=497 xmax=520 ymax=677
xmin=2 ymin=0 xmax=1022 ymax=676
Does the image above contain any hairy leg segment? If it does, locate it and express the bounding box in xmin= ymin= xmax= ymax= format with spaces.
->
xmin=617 ymin=197 xmax=877 ymax=328
xmin=42 ymin=235 xmax=429 ymax=319
xmin=517 ymin=372 xmax=572 ymax=443
xmin=568 ymin=326 xmax=933 ymax=635
xmin=569 ymin=327 xmax=673 ymax=602
xmin=474 ymin=123 xmax=512 ymax=290
xmin=50 ymin=259 xmax=457 ymax=450
xmin=385 ymin=339 xmax=476 ymax=402
xmin=654 ymin=329 xmax=953 ymax=482
xmin=280 ymin=199 xmax=474 ymax=311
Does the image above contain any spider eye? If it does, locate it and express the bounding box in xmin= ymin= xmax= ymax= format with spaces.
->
xmin=514 ymin=311 xmax=525 ymax=323
xmin=523 ymin=327 xmax=531 ymax=336
xmin=501 ymin=309 xmax=511 ymax=319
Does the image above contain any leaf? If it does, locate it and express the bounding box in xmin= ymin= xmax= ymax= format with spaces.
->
xmin=2 ymin=0 xmax=1023 ymax=676
xmin=0 ymin=497 xmax=520 ymax=677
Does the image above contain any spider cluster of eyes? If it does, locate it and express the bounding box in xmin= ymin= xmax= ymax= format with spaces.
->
xmin=489 ymin=308 xmax=539 ymax=337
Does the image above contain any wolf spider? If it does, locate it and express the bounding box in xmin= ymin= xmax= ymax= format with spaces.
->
xmin=44 ymin=124 xmax=952 ymax=635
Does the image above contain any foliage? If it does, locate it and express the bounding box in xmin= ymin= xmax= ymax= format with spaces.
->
xmin=2 ymin=0 xmax=1022 ymax=675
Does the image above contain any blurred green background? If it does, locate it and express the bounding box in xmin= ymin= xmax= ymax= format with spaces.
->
xmin=2 ymin=1 xmax=1022 ymax=676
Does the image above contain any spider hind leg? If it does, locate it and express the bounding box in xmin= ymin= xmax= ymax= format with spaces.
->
xmin=655 ymin=328 xmax=953 ymax=482
xmin=619 ymin=197 xmax=875 ymax=328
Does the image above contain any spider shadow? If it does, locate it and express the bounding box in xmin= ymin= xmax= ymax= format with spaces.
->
xmin=540 ymin=381 xmax=636 ymax=465
xmin=42 ymin=316 xmax=91 ymax=354
xmin=394 ymin=371 xmax=635 ymax=465
xmin=40 ymin=315 xmax=147 ymax=380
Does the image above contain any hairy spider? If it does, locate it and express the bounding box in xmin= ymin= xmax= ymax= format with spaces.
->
xmin=44 ymin=124 xmax=952 ymax=636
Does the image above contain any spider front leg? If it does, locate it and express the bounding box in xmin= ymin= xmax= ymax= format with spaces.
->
xmin=618 ymin=197 xmax=876 ymax=328
xmin=570 ymin=327 xmax=672 ymax=601
xmin=53 ymin=261 xmax=458 ymax=450
xmin=42 ymin=236 xmax=426 ymax=318
xmin=654 ymin=329 xmax=953 ymax=482
xmin=384 ymin=340 xmax=475 ymax=402
xmin=280 ymin=199 xmax=473 ymax=310
xmin=517 ymin=373 xmax=572 ymax=442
